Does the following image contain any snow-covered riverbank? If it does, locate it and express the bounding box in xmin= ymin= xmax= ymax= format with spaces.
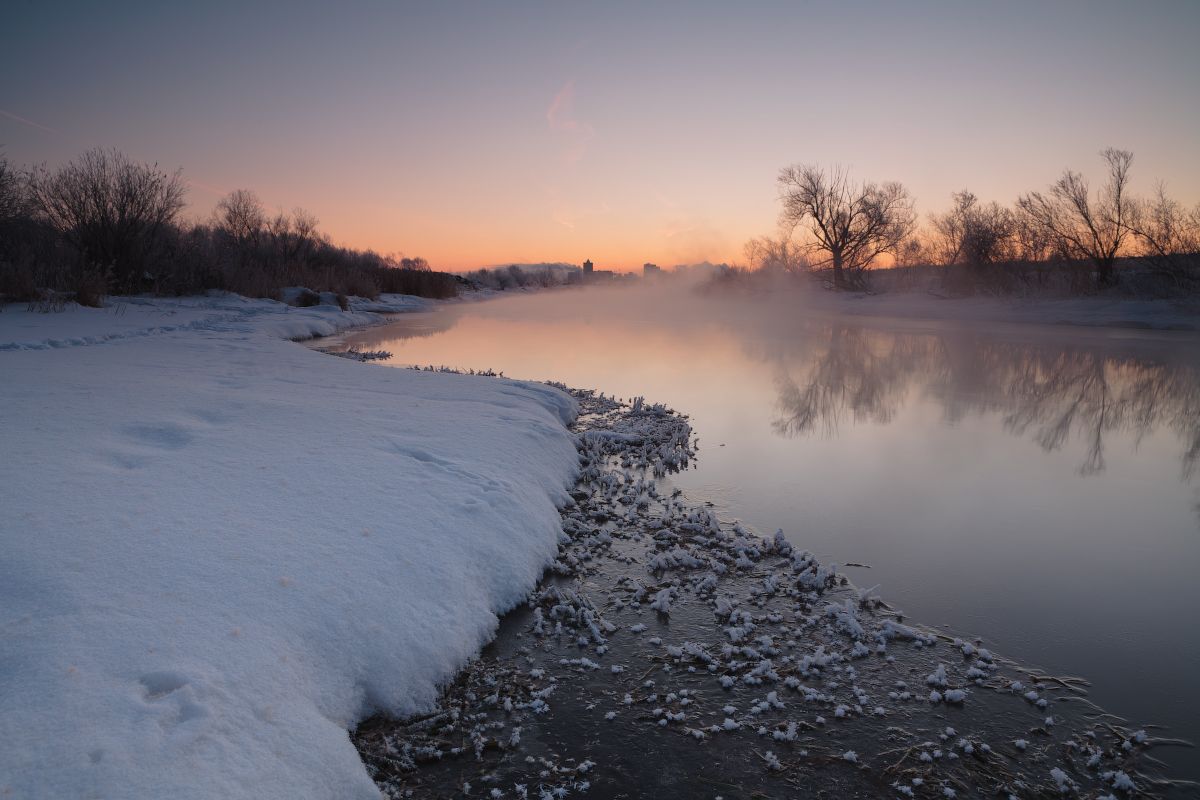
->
xmin=0 ymin=293 xmax=580 ymax=799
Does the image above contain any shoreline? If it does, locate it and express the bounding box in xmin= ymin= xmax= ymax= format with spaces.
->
xmin=2 ymin=290 xmax=1196 ymax=798
xmin=347 ymin=378 xmax=1189 ymax=799
xmin=803 ymin=291 xmax=1200 ymax=334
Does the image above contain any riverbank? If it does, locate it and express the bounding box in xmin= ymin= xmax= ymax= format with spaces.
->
xmin=810 ymin=291 xmax=1200 ymax=333
xmin=352 ymin=383 xmax=1185 ymax=799
xmin=0 ymin=293 xmax=581 ymax=799
xmin=4 ymin=289 xmax=1196 ymax=798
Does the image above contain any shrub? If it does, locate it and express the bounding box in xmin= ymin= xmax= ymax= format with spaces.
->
xmin=293 ymin=288 xmax=321 ymax=307
xmin=73 ymin=269 xmax=108 ymax=307
xmin=28 ymin=148 xmax=186 ymax=293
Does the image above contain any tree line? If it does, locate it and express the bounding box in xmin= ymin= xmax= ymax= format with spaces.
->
xmin=462 ymin=263 xmax=583 ymax=291
xmin=742 ymin=148 xmax=1199 ymax=294
xmin=0 ymin=147 xmax=458 ymax=307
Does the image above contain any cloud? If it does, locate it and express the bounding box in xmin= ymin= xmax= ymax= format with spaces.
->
xmin=182 ymin=177 xmax=228 ymax=198
xmin=0 ymin=108 xmax=61 ymax=136
xmin=545 ymin=81 xmax=594 ymax=164
xmin=543 ymin=184 xmax=579 ymax=231
xmin=552 ymin=209 xmax=576 ymax=230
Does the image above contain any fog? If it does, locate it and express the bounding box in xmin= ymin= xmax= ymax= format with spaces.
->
xmin=349 ymin=281 xmax=1200 ymax=484
xmin=327 ymin=284 xmax=1200 ymax=763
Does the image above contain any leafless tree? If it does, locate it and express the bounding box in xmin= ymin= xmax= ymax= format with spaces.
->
xmin=266 ymin=210 xmax=292 ymax=247
xmin=1016 ymin=148 xmax=1134 ymax=287
xmin=27 ymin=147 xmax=186 ymax=291
xmin=0 ymin=152 xmax=29 ymax=225
xmin=777 ymin=164 xmax=915 ymax=289
xmin=1010 ymin=208 xmax=1056 ymax=262
xmin=213 ymin=189 xmax=265 ymax=245
xmin=930 ymin=190 xmax=1014 ymax=266
xmin=1127 ymin=183 xmax=1200 ymax=286
xmin=743 ymin=234 xmax=808 ymax=275
xmin=893 ymin=235 xmax=931 ymax=268
xmin=265 ymin=207 xmax=320 ymax=264
xmin=930 ymin=192 xmax=972 ymax=266
xmin=292 ymin=208 xmax=319 ymax=246
xmin=400 ymin=256 xmax=430 ymax=271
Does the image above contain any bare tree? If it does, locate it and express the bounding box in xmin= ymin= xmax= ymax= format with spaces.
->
xmin=893 ymin=234 xmax=931 ymax=268
xmin=266 ymin=210 xmax=292 ymax=248
xmin=213 ymin=189 xmax=265 ymax=245
xmin=1010 ymin=207 xmax=1056 ymax=262
xmin=1128 ymin=183 xmax=1200 ymax=286
xmin=28 ymin=147 xmax=186 ymax=291
xmin=930 ymin=191 xmax=972 ymax=266
xmin=0 ymin=151 xmax=29 ymax=225
xmin=265 ymin=207 xmax=320 ymax=265
xmin=930 ymin=190 xmax=1014 ymax=267
xmin=399 ymin=256 xmax=430 ymax=271
xmin=1016 ymin=148 xmax=1134 ymax=287
xmin=777 ymin=164 xmax=915 ymax=289
xmin=292 ymin=208 xmax=319 ymax=247
xmin=743 ymin=234 xmax=808 ymax=275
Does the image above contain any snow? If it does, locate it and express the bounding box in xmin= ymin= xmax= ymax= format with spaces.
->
xmin=1050 ymin=766 xmax=1077 ymax=793
xmin=0 ymin=294 xmax=580 ymax=799
xmin=1110 ymin=770 xmax=1136 ymax=791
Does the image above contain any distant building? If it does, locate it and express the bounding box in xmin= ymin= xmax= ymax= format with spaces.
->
xmin=643 ymin=262 xmax=662 ymax=278
xmin=580 ymin=258 xmax=614 ymax=281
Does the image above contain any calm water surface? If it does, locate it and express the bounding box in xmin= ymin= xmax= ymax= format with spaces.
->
xmin=331 ymin=287 xmax=1200 ymax=758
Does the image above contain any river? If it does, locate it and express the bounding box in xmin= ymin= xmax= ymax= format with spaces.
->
xmin=324 ymin=286 xmax=1200 ymax=769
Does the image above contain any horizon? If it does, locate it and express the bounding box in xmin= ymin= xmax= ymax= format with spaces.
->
xmin=5 ymin=5 xmax=1200 ymax=796
xmin=3 ymin=1 xmax=1199 ymax=272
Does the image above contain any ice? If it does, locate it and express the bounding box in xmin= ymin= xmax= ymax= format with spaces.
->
xmin=649 ymin=587 xmax=675 ymax=614
xmin=943 ymin=689 xmax=968 ymax=704
xmin=1050 ymin=766 xmax=1077 ymax=793
xmin=1109 ymin=771 xmax=1136 ymax=791
xmin=926 ymin=663 xmax=949 ymax=687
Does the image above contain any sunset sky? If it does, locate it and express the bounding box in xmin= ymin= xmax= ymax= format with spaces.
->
xmin=3 ymin=1 xmax=1198 ymax=271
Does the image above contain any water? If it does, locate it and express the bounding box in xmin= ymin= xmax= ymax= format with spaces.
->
xmin=326 ymin=287 xmax=1200 ymax=768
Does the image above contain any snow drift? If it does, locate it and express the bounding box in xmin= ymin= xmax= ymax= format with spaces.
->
xmin=0 ymin=293 xmax=580 ymax=798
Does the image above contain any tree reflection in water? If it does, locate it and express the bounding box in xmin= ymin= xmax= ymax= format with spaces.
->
xmin=770 ymin=324 xmax=1200 ymax=480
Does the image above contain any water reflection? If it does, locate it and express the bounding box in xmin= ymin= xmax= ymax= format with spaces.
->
xmin=770 ymin=324 xmax=1200 ymax=478
xmin=322 ymin=292 xmax=1200 ymax=764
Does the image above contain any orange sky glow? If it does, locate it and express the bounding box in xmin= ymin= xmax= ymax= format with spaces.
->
xmin=2 ymin=2 xmax=1198 ymax=273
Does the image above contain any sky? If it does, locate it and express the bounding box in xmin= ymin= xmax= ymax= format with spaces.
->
xmin=2 ymin=0 xmax=1198 ymax=272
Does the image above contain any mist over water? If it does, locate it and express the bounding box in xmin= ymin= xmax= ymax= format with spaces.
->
xmin=328 ymin=284 xmax=1200 ymax=755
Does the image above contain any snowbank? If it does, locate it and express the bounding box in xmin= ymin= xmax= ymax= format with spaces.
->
xmin=0 ymin=293 xmax=580 ymax=799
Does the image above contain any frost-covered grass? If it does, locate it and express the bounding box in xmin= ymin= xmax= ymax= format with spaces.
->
xmin=0 ymin=293 xmax=582 ymax=799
